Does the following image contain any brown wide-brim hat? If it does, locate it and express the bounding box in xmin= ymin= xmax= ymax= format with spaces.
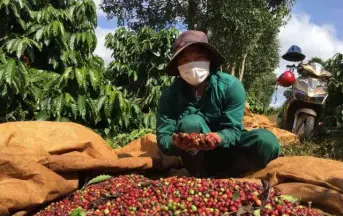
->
xmin=166 ymin=30 xmax=226 ymax=76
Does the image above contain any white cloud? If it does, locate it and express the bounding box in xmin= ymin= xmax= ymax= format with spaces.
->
xmin=93 ymin=0 xmax=106 ymax=17
xmin=270 ymin=13 xmax=343 ymax=107
xmin=94 ymin=27 xmax=115 ymax=65
xmin=92 ymin=1 xmax=116 ymax=65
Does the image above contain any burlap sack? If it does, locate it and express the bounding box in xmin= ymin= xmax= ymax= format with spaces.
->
xmin=0 ymin=121 xmax=342 ymax=215
xmin=0 ymin=121 xmax=181 ymax=216
xmin=246 ymin=156 xmax=343 ymax=215
xmin=243 ymin=106 xmax=298 ymax=145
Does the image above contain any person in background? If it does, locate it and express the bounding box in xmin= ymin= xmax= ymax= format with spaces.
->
xmin=156 ymin=30 xmax=281 ymax=178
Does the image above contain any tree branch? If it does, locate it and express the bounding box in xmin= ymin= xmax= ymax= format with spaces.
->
xmin=239 ymin=53 xmax=248 ymax=81
xmin=173 ymin=0 xmax=188 ymax=17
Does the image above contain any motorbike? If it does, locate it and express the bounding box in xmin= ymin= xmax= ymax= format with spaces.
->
xmin=277 ymin=45 xmax=332 ymax=142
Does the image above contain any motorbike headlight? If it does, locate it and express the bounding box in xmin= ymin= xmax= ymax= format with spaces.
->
xmin=316 ymin=80 xmax=327 ymax=87
xmin=298 ymin=78 xmax=308 ymax=84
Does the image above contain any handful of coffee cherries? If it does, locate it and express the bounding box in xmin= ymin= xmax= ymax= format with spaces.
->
xmin=172 ymin=132 xmax=221 ymax=151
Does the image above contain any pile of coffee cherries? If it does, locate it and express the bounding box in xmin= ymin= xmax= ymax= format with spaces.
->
xmin=34 ymin=174 xmax=319 ymax=216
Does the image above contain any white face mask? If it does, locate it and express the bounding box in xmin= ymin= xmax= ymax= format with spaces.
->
xmin=177 ymin=61 xmax=210 ymax=86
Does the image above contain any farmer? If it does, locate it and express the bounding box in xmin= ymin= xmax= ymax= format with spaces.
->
xmin=156 ymin=30 xmax=281 ymax=178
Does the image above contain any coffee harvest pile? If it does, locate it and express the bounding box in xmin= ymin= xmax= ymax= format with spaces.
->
xmin=34 ymin=174 xmax=319 ymax=216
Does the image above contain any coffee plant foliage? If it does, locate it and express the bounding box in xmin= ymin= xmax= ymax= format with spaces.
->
xmin=105 ymin=27 xmax=178 ymax=113
xmin=0 ymin=0 xmax=184 ymax=143
xmin=322 ymin=53 xmax=343 ymax=127
xmin=0 ymin=0 xmax=293 ymax=146
xmin=0 ymin=0 xmax=151 ymax=138
xmin=306 ymin=53 xmax=343 ymax=127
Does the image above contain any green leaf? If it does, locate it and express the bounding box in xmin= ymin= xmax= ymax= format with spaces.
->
xmin=16 ymin=0 xmax=24 ymax=8
xmin=86 ymin=174 xmax=112 ymax=186
xmin=4 ymin=59 xmax=15 ymax=85
xmin=81 ymin=32 xmax=86 ymax=43
xmin=69 ymin=34 xmax=76 ymax=50
xmin=35 ymin=28 xmax=44 ymax=41
xmin=118 ymin=93 xmax=124 ymax=109
xmin=52 ymin=21 xmax=59 ymax=36
xmin=64 ymin=93 xmax=74 ymax=105
xmin=36 ymin=11 xmax=42 ymax=22
xmin=133 ymin=71 xmax=138 ymax=81
xmin=31 ymin=85 xmax=42 ymax=100
xmin=0 ymin=68 xmax=4 ymax=82
xmin=35 ymin=111 xmax=49 ymax=121
xmin=62 ymin=67 xmax=73 ymax=80
xmin=70 ymin=102 xmax=78 ymax=118
xmin=97 ymin=96 xmax=106 ymax=112
xmin=77 ymin=95 xmax=86 ymax=119
xmin=232 ymin=191 xmax=240 ymax=201
xmin=104 ymin=95 xmax=114 ymax=118
xmin=5 ymin=39 xmax=16 ymax=52
xmin=49 ymin=58 xmax=58 ymax=69
xmin=124 ymin=115 xmax=129 ymax=127
xmin=88 ymin=68 xmax=100 ymax=90
xmin=2 ymin=0 xmax=10 ymax=6
xmin=28 ymin=24 xmax=42 ymax=34
xmin=44 ymin=38 xmax=50 ymax=46
xmin=279 ymin=195 xmax=298 ymax=203
xmin=16 ymin=40 xmax=25 ymax=59
xmin=58 ymin=22 xmax=65 ymax=37
xmin=276 ymin=199 xmax=285 ymax=205
xmin=70 ymin=207 xmax=86 ymax=216
xmin=75 ymin=67 xmax=85 ymax=89
xmin=11 ymin=39 xmax=21 ymax=54
xmin=1 ymin=85 xmax=7 ymax=97
xmin=86 ymin=97 xmax=98 ymax=121
xmin=54 ymin=94 xmax=64 ymax=119
xmin=26 ymin=47 xmax=35 ymax=62
xmin=10 ymin=2 xmax=20 ymax=18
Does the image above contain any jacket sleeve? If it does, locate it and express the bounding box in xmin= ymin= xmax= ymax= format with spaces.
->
xmin=156 ymin=88 xmax=182 ymax=156
xmin=216 ymin=79 xmax=246 ymax=148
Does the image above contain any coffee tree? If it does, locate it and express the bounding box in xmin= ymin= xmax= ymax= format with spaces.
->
xmin=0 ymin=0 xmax=142 ymax=138
xmin=308 ymin=53 xmax=343 ymax=127
xmin=325 ymin=53 xmax=343 ymax=126
xmin=105 ymin=27 xmax=178 ymax=113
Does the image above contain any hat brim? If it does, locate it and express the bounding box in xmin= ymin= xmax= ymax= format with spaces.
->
xmin=166 ymin=42 xmax=226 ymax=76
xmin=282 ymin=52 xmax=306 ymax=62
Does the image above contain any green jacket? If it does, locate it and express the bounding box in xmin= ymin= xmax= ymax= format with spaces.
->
xmin=156 ymin=70 xmax=246 ymax=156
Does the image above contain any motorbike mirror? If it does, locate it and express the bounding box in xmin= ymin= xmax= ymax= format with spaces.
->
xmin=283 ymin=90 xmax=292 ymax=98
xmin=282 ymin=45 xmax=306 ymax=62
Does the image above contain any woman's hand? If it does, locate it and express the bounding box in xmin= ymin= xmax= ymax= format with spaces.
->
xmin=172 ymin=133 xmax=221 ymax=151
xmin=204 ymin=132 xmax=221 ymax=149
xmin=172 ymin=133 xmax=192 ymax=150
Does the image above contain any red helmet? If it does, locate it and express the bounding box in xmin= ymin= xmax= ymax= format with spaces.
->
xmin=277 ymin=71 xmax=296 ymax=87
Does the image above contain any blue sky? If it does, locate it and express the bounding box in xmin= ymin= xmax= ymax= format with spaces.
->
xmin=293 ymin=0 xmax=343 ymax=38
xmin=93 ymin=0 xmax=343 ymax=107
